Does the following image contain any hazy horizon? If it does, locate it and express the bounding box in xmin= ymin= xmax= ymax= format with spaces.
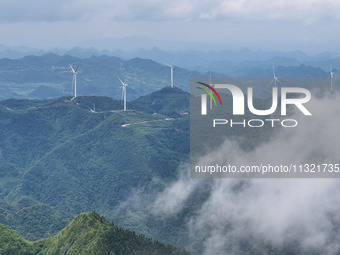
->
xmin=0 ymin=0 xmax=339 ymax=54
xmin=1 ymin=42 xmax=339 ymax=61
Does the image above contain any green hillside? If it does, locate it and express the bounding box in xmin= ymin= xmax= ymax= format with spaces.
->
xmin=0 ymin=212 xmax=190 ymax=255
xmin=132 ymin=87 xmax=190 ymax=116
xmin=0 ymin=88 xmax=190 ymax=241
xmin=0 ymin=224 xmax=38 ymax=254
xmin=0 ymin=211 xmax=319 ymax=255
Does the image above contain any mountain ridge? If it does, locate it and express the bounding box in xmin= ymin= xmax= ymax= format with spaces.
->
xmin=0 ymin=88 xmax=190 ymax=241
xmin=0 ymin=52 xmax=336 ymax=101
xmin=0 ymin=211 xmax=191 ymax=255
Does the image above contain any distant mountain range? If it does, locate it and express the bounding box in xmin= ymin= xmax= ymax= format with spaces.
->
xmin=1 ymin=44 xmax=339 ymax=72
xmin=0 ymin=51 xmax=338 ymax=101
xmin=0 ymin=53 xmax=200 ymax=100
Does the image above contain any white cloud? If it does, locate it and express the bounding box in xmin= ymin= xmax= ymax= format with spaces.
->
xmin=0 ymin=0 xmax=76 ymax=22
xmin=197 ymin=0 xmax=340 ymax=23
xmin=1 ymin=0 xmax=340 ymax=23
xmin=152 ymin=164 xmax=201 ymax=215
xmin=0 ymin=0 xmax=339 ymax=52
xmin=153 ymin=93 xmax=340 ymax=254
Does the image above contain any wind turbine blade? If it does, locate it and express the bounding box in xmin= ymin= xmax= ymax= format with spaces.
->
xmin=172 ymin=57 xmax=176 ymax=65
xmin=69 ymin=64 xmax=75 ymax=73
xmin=330 ymin=66 xmax=334 ymax=78
xmin=117 ymin=76 xmax=124 ymax=86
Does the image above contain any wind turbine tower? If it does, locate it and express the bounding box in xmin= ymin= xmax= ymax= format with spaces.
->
xmin=118 ymin=77 xmax=127 ymax=111
xmin=166 ymin=58 xmax=176 ymax=88
xmin=330 ymin=66 xmax=334 ymax=93
xmin=270 ymin=66 xmax=280 ymax=87
xmin=70 ymin=65 xmax=78 ymax=98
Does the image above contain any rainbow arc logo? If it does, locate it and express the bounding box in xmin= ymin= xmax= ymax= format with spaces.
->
xmin=197 ymin=82 xmax=223 ymax=115
xmin=197 ymin=82 xmax=223 ymax=106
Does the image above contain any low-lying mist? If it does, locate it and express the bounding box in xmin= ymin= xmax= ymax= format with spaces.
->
xmin=152 ymin=93 xmax=340 ymax=254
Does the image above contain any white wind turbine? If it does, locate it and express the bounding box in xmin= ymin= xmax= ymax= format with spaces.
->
xmin=166 ymin=58 xmax=176 ymax=88
xmin=330 ymin=66 xmax=334 ymax=93
xmin=270 ymin=66 xmax=280 ymax=87
xmin=69 ymin=64 xmax=78 ymax=99
xmin=118 ymin=77 xmax=127 ymax=111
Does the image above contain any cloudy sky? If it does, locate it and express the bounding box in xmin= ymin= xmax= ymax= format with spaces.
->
xmin=1 ymin=0 xmax=339 ymax=53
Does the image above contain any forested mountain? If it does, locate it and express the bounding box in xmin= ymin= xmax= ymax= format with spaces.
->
xmin=0 ymin=211 xmax=190 ymax=255
xmin=0 ymin=88 xmax=190 ymax=241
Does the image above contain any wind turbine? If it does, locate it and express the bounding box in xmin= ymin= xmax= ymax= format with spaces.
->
xmin=69 ymin=64 xmax=78 ymax=99
xmin=330 ymin=66 xmax=334 ymax=93
xmin=118 ymin=76 xmax=127 ymax=111
xmin=166 ymin=58 xmax=176 ymax=88
xmin=270 ymin=66 xmax=280 ymax=87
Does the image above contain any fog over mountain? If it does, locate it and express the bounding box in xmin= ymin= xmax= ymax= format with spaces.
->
xmin=152 ymin=93 xmax=340 ymax=254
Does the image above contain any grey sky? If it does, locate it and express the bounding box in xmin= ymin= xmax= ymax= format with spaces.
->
xmin=0 ymin=0 xmax=339 ymax=53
